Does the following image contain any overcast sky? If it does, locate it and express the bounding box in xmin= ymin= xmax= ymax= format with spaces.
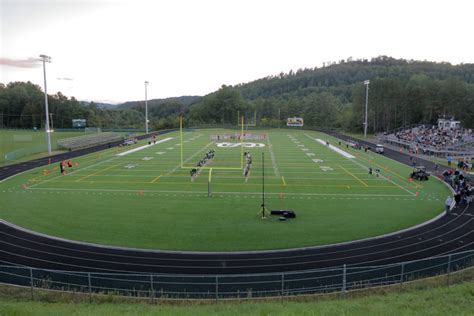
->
xmin=1 ymin=0 xmax=473 ymax=104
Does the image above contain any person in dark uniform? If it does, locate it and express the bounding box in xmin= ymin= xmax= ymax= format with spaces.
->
xmin=59 ymin=161 xmax=65 ymax=175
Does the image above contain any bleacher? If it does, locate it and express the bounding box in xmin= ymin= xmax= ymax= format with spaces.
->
xmin=57 ymin=132 xmax=124 ymax=150
xmin=379 ymin=121 xmax=473 ymax=157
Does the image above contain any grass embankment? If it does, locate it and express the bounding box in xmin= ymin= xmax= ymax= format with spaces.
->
xmin=0 ymin=268 xmax=473 ymax=315
xmin=0 ymin=130 xmax=92 ymax=166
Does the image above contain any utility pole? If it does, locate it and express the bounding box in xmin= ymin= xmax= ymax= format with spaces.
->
xmin=278 ymin=108 xmax=280 ymax=129
xmin=363 ymin=80 xmax=370 ymax=138
xmin=261 ymin=152 xmax=266 ymax=219
xmin=40 ymin=54 xmax=52 ymax=154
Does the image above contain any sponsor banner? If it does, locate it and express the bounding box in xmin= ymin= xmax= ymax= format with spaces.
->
xmin=287 ymin=117 xmax=304 ymax=127
xmin=211 ymin=133 xmax=267 ymax=141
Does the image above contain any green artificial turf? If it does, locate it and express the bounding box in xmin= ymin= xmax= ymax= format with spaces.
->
xmin=0 ymin=129 xmax=451 ymax=251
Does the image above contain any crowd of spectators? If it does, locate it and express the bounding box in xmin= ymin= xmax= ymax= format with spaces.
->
xmin=443 ymin=168 xmax=472 ymax=210
xmin=392 ymin=125 xmax=473 ymax=151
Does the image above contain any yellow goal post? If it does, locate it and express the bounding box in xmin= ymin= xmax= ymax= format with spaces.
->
xmin=179 ymin=116 xmax=244 ymax=170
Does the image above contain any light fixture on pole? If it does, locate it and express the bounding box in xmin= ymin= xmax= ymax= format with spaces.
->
xmin=363 ymin=80 xmax=370 ymax=138
xmin=144 ymin=81 xmax=149 ymax=134
xmin=40 ymin=54 xmax=52 ymax=154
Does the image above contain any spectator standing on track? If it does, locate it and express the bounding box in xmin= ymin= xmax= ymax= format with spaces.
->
xmin=445 ymin=195 xmax=453 ymax=214
xmin=454 ymin=191 xmax=462 ymax=208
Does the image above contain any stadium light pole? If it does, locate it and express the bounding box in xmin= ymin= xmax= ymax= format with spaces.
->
xmin=363 ymin=80 xmax=370 ymax=138
xmin=40 ymin=54 xmax=52 ymax=154
xmin=145 ymin=81 xmax=149 ymax=134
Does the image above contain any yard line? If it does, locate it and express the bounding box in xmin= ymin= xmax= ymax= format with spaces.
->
xmin=281 ymin=176 xmax=287 ymax=187
xmin=347 ymin=153 xmax=417 ymax=196
xmin=27 ymin=152 xmax=122 ymax=188
xmin=304 ymin=132 xmax=416 ymax=196
xmin=150 ymin=175 xmax=161 ymax=183
xmin=164 ymin=141 xmax=214 ymax=176
xmin=338 ymin=164 xmax=368 ymax=187
xmin=266 ymin=133 xmax=280 ymax=177
xmin=355 ymin=153 xmax=423 ymax=189
xmin=76 ymin=162 xmax=122 ymax=182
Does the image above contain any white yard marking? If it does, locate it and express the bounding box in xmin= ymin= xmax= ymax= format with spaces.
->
xmin=306 ymin=153 xmax=315 ymax=156
xmin=142 ymin=157 xmax=153 ymax=161
xmin=266 ymin=133 xmax=280 ymax=177
xmin=124 ymin=163 xmax=137 ymax=169
xmin=319 ymin=139 xmax=355 ymax=158
xmin=156 ymin=152 xmax=166 ymax=155
xmin=312 ymin=159 xmax=324 ymax=163
xmin=303 ymin=133 xmax=415 ymax=196
xmin=165 ymin=141 xmax=215 ymax=176
xmin=116 ymin=137 xmax=173 ymax=156
xmin=25 ymin=187 xmax=414 ymax=198
xmin=320 ymin=166 xmax=333 ymax=171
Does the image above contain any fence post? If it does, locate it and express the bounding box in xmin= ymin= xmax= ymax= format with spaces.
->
xmin=150 ymin=274 xmax=155 ymax=303
xmin=29 ymin=267 xmax=34 ymax=300
xmin=342 ymin=264 xmax=347 ymax=297
xmin=281 ymin=273 xmax=285 ymax=297
xmin=88 ymin=272 xmax=92 ymax=303
xmin=215 ymin=276 xmax=219 ymax=301
xmin=447 ymin=254 xmax=452 ymax=286
xmin=400 ymin=262 xmax=405 ymax=284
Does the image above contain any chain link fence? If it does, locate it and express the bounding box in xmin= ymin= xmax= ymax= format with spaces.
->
xmin=0 ymin=250 xmax=472 ymax=300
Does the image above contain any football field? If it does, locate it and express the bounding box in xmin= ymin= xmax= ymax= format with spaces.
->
xmin=0 ymin=129 xmax=450 ymax=251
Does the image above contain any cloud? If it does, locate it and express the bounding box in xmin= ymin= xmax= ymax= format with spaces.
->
xmin=0 ymin=57 xmax=41 ymax=68
xmin=56 ymin=77 xmax=74 ymax=81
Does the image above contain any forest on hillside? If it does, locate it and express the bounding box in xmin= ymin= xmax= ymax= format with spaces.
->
xmin=1 ymin=56 xmax=473 ymax=132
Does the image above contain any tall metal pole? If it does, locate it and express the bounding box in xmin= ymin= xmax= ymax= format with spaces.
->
xmin=363 ymin=80 xmax=370 ymax=138
xmin=261 ymin=152 xmax=266 ymax=218
xmin=278 ymin=108 xmax=280 ymax=129
xmin=145 ymin=81 xmax=149 ymax=134
xmin=40 ymin=54 xmax=52 ymax=154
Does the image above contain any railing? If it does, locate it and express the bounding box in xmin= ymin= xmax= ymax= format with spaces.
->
xmin=0 ymin=250 xmax=472 ymax=300
xmin=378 ymin=134 xmax=474 ymax=157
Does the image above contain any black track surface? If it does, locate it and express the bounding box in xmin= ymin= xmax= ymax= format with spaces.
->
xmin=1 ymin=132 xmax=473 ymax=275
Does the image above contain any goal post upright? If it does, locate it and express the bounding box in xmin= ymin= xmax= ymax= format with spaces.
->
xmin=180 ymin=116 xmax=183 ymax=168
xmin=180 ymin=114 xmax=245 ymax=171
xmin=241 ymin=115 xmax=244 ymax=169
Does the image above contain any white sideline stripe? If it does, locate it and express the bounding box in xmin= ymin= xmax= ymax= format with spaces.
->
xmin=315 ymin=138 xmax=355 ymax=159
xmin=116 ymin=138 xmax=173 ymax=156
xmin=24 ymin=187 xmax=413 ymax=197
